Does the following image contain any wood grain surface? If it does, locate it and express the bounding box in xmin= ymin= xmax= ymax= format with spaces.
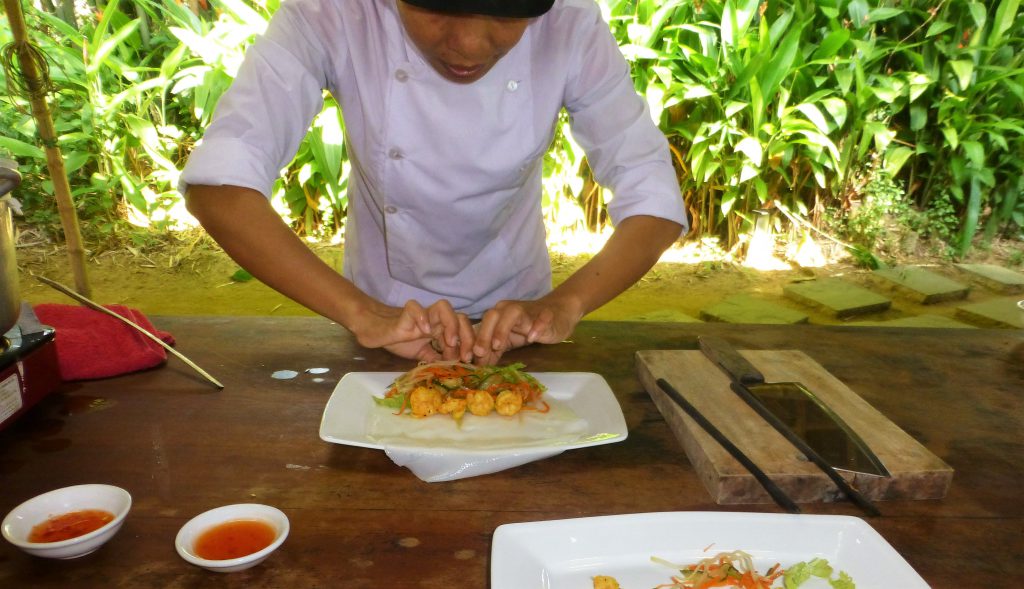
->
xmin=636 ymin=349 xmax=953 ymax=504
xmin=0 ymin=317 xmax=1021 ymax=588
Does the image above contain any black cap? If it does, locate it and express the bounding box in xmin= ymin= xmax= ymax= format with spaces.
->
xmin=400 ymin=0 xmax=555 ymax=18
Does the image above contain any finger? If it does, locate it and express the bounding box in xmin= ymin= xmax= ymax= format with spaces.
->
xmin=400 ymin=300 xmax=431 ymax=337
xmin=489 ymin=302 xmax=530 ymax=352
xmin=428 ymin=301 xmax=464 ymax=348
xmin=525 ymin=308 xmax=556 ymax=343
xmin=426 ymin=300 xmax=467 ymax=361
xmin=472 ymin=309 xmax=500 ymax=358
xmin=456 ymin=314 xmax=476 ymax=363
xmin=472 ymin=345 xmax=503 ymax=366
xmin=417 ymin=347 xmax=441 ymax=363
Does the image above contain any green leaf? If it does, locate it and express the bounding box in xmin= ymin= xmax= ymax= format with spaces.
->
xmin=215 ymin=0 xmax=270 ymax=32
xmin=0 ymin=136 xmax=45 ymax=159
xmin=967 ymin=1 xmax=987 ymax=29
xmin=961 ymin=140 xmax=985 ymax=169
xmin=62 ymin=151 xmax=92 ymax=174
xmin=910 ymin=104 xmax=928 ymax=131
xmin=866 ymin=7 xmax=904 ymax=23
xmin=735 ymin=136 xmax=763 ymax=166
xmin=989 ymin=0 xmax=1021 ymax=48
xmin=907 ymin=73 xmax=932 ymax=102
xmin=820 ymin=98 xmax=848 ymax=128
xmin=950 ymin=60 xmax=974 ymax=90
xmin=767 ymin=11 xmax=793 ymax=49
xmin=830 ymin=571 xmax=856 ymax=589
xmin=784 ymin=558 xmax=834 ymax=588
xmin=754 ymin=177 xmax=768 ymax=202
xmin=812 ymin=29 xmax=850 ymax=61
xmin=847 ymin=0 xmax=869 ymax=28
xmin=868 ymin=85 xmax=899 ymax=103
xmin=834 ymin=67 xmax=853 ymax=95
xmin=796 ymin=103 xmax=830 ymax=133
xmin=959 ymin=177 xmax=982 ymax=255
xmin=725 ymin=101 xmax=748 ymax=118
xmin=926 ymin=20 xmax=954 ymax=37
xmin=372 ymin=394 xmax=405 ymax=410
xmin=941 ymin=126 xmax=959 ymax=150
xmin=759 ymin=24 xmax=805 ymax=102
xmin=683 ymin=85 xmax=714 ymax=99
xmin=230 ymin=268 xmax=254 ymax=282
xmin=721 ymin=0 xmax=758 ymax=48
xmin=884 ymin=146 xmax=914 ymax=177
xmin=88 ymin=19 xmax=142 ymax=75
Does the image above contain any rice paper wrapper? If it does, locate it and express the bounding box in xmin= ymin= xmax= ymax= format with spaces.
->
xmin=368 ymin=399 xmax=588 ymax=482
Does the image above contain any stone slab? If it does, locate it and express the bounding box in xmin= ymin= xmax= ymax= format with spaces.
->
xmin=955 ymin=297 xmax=1024 ymax=329
xmin=782 ymin=277 xmax=891 ymax=318
xmin=849 ymin=315 xmax=976 ymax=329
xmin=954 ymin=264 xmax=1024 ymax=294
xmin=699 ymin=294 xmax=808 ymax=324
xmin=872 ymin=266 xmax=970 ymax=304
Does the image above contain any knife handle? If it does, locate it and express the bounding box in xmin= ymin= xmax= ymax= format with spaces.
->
xmin=698 ymin=336 xmax=765 ymax=386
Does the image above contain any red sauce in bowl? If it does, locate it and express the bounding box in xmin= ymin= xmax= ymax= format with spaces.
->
xmin=194 ymin=519 xmax=276 ymax=560
xmin=28 ymin=509 xmax=115 ymax=543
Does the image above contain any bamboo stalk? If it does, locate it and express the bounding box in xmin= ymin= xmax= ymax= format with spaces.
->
xmin=36 ymin=275 xmax=224 ymax=390
xmin=2 ymin=0 xmax=91 ymax=298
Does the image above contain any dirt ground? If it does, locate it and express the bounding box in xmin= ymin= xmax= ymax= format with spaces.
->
xmin=12 ymin=230 xmax=1023 ymax=327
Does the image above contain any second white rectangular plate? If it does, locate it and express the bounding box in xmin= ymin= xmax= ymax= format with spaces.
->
xmin=491 ymin=512 xmax=929 ymax=588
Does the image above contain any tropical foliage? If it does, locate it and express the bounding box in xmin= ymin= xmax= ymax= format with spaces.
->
xmin=1 ymin=0 xmax=1022 ymax=259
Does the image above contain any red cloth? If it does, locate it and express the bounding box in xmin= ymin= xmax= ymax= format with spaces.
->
xmin=33 ymin=304 xmax=175 ymax=381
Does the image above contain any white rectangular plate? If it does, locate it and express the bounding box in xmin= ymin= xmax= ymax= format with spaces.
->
xmin=491 ymin=512 xmax=929 ymax=588
xmin=319 ymin=371 xmax=627 ymax=454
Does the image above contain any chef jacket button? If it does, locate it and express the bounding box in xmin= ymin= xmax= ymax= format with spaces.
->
xmin=395 ymin=69 xmax=408 ymax=82
xmin=506 ymin=79 xmax=519 ymax=92
xmin=384 ymin=205 xmax=398 ymax=214
xmin=388 ymin=147 xmax=403 ymax=160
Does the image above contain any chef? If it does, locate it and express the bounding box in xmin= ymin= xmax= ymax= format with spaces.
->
xmin=180 ymin=0 xmax=688 ymax=364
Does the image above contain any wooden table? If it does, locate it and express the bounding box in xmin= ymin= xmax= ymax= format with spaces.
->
xmin=1 ymin=317 xmax=1021 ymax=587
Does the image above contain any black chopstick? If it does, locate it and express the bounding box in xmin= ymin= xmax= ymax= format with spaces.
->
xmin=656 ymin=378 xmax=801 ymax=514
xmin=728 ymin=382 xmax=882 ymax=517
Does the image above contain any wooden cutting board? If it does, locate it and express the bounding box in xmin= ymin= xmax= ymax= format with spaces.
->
xmin=636 ymin=349 xmax=953 ymax=504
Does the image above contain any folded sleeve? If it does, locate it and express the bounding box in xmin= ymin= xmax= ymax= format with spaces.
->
xmin=179 ymin=0 xmax=341 ymax=198
xmin=561 ymin=3 xmax=688 ymax=235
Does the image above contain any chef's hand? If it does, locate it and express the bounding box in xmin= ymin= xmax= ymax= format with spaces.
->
xmin=471 ymin=296 xmax=583 ymax=365
xmin=356 ymin=298 xmax=475 ymax=362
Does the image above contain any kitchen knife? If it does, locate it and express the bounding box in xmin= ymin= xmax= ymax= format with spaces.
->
xmin=698 ymin=336 xmax=890 ymax=478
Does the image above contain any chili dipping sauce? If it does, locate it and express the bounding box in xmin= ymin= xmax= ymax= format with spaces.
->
xmin=194 ymin=519 xmax=276 ymax=560
xmin=28 ymin=509 xmax=115 ymax=543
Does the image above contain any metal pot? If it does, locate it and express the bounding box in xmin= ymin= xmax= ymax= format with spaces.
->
xmin=1 ymin=160 xmax=22 ymax=336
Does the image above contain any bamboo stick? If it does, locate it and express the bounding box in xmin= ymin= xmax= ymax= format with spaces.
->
xmin=36 ymin=275 xmax=225 ymax=390
xmin=2 ymin=0 xmax=91 ymax=298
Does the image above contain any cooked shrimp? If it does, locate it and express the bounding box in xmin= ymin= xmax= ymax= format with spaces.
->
xmin=467 ymin=391 xmax=495 ymax=416
xmin=494 ymin=389 xmax=523 ymax=416
xmin=439 ymin=397 xmax=467 ymax=421
xmin=409 ymin=386 xmax=443 ymax=417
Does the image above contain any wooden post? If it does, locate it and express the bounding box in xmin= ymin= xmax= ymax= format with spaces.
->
xmin=2 ymin=0 xmax=91 ymax=297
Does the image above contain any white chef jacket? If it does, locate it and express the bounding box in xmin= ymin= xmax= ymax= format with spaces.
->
xmin=180 ymin=0 xmax=687 ymax=317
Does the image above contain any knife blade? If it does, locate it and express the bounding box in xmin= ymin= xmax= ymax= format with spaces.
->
xmin=698 ymin=335 xmax=890 ymax=478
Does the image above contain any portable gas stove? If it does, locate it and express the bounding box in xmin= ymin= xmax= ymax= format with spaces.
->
xmin=1 ymin=303 xmax=60 ymax=432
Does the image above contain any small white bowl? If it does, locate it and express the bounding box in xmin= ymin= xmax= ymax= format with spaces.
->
xmin=2 ymin=484 xmax=132 ymax=559
xmin=175 ymin=504 xmax=289 ymax=573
